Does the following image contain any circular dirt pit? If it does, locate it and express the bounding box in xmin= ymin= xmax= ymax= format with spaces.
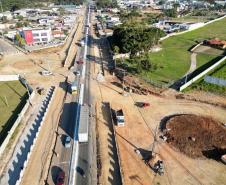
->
xmin=165 ymin=114 xmax=226 ymax=159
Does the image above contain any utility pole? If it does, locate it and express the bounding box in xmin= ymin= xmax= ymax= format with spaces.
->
xmin=23 ymin=73 xmax=32 ymax=106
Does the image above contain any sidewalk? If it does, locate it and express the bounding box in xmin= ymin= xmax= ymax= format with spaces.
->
xmin=20 ymin=85 xmax=66 ymax=185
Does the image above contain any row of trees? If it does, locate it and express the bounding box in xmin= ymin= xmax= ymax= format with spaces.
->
xmin=95 ymin=0 xmax=118 ymax=8
xmin=0 ymin=0 xmax=83 ymax=12
xmin=110 ymin=23 xmax=165 ymax=56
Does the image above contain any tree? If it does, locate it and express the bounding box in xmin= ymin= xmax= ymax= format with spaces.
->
xmin=15 ymin=33 xmax=26 ymax=46
xmin=164 ymin=8 xmax=177 ymax=18
xmin=16 ymin=22 xmax=23 ymax=28
xmin=1 ymin=16 xmax=8 ymax=23
xmin=16 ymin=15 xmax=23 ymax=21
xmin=58 ymin=7 xmax=65 ymax=15
xmin=111 ymin=23 xmax=164 ymax=56
xmin=113 ymin=45 xmax=120 ymax=54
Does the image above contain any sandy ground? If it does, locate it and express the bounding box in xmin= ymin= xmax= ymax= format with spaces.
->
xmin=93 ymin=73 xmax=226 ymax=185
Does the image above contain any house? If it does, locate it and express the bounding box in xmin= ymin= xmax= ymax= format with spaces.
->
xmin=52 ymin=30 xmax=66 ymax=39
xmin=13 ymin=9 xmax=27 ymax=17
xmin=63 ymin=16 xmax=76 ymax=26
xmin=204 ymin=39 xmax=226 ymax=49
xmin=0 ymin=11 xmax=13 ymax=20
xmin=38 ymin=18 xmax=55 ymax=26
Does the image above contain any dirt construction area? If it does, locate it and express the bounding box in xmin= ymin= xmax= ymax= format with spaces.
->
xmin=92 ymin=71 xmax=226 ymax=185
xmin=90 ymin=18 xmax=226 ymax=184
xmin=165 ymin=115 xmax=226 ymax=159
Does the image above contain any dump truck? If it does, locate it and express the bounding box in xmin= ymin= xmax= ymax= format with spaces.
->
xmin=116 ymin=109 xmax=125 ymax=126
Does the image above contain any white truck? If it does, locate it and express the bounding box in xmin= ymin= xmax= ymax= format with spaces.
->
xmin=116 ymin=109 xmax=125 ymax=126
xmin=78 ymin=105 xmax=89 ymax=142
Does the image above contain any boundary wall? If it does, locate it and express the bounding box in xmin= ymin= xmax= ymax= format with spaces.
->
xmin=179 ymin=56 xmax=226 ymax=91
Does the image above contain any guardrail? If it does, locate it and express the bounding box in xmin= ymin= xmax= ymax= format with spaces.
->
xmin=0 ymin=87 xmax=55 ymax=185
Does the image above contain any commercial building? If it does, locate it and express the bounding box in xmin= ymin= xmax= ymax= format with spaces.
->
xmin=20 ymin=27 xmax=52 ymax=45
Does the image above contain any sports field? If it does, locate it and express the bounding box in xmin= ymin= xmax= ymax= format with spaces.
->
xmin=146 ymin=17 xmax=226 ymax=85
xmin=0 ymin=81 xmax=27 ymax=134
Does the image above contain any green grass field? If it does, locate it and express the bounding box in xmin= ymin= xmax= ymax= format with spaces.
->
xmin=0 ymin=81 xmax=27 ymax=134
xmin=196 ymin=54 xmax=217 ymax=68
xmin=210 ymin=63 xmax=226 ymax=78
xmin=146 ymin=17 xmax=226 ymax=85
xmin=171 ymin=15 xmax=219 ymax=23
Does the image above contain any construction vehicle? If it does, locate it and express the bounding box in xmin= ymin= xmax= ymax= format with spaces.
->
xmin=36 ymin=87 xmax=45 ymax=95
xmin=135 ymin=125 xmax=164 ymax=176
xmin=71 ymin=80 xmax=78 ymax=94
xmin=116 ymin=109 xmax=125 ymax=126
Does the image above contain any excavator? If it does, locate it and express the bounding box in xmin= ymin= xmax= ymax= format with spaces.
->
xmin=135 ymin=126 xmax=164 ymax=176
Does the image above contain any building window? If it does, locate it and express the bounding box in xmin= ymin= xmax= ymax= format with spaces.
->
xmin=32 ymin=33 xmax=39 ymax=37
xmin=41 ymin=33 xmax=47 ymax=36
xmin=34 ymin=38 xmax=40 ymax=42
xmin=42 ymin=38 xmax=48 ymax=41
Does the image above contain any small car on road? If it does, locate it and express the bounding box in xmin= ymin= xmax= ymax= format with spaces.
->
xmin=65 ymin=136 xmax=71 ymax=148
xmin=56 ymin=171 xmax=65 ymax=185
xmin=77 ymin=60 xmax=84 ymax=65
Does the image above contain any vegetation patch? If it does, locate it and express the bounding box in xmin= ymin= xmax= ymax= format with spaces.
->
xmin=146 ymin=17 xmax=226 ymax=85
xmin=111 ymin=13 xmax=226 ymax=86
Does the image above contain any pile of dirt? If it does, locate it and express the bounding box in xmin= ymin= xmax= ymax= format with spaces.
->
xmin=165 ymin=114 xmax=226 ymax=159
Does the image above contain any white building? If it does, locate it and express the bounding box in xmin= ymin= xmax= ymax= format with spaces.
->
xmin=38 ymin=18 xmax=55 ymax=26
xmin=63 ymin=15 xmax=76 ymax=26
xmin=13 ymin=9 xmax=27 ymax=17
xmin=32 ymin=27 xmax=52 ymax=44
xmin=0 ymin=11 xmax=13 ymax=20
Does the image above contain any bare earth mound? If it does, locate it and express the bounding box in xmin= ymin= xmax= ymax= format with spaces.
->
xmin=165 ymin=115 xmax=226 ymax=159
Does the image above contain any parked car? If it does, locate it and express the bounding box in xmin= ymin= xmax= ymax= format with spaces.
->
xmin=65 ymin=136 xmax=71 ymax=148
xmin=135 ymin=102 xmax=150 ymax=108
xmin=41 ymin=70 xmax=52 ymax=76
xmin=75 ymin=71 xmax=81 ymax=76
xmin=77 ymin=60 xmax=84 ymax=65
xmin=76 ymin=166 xmax=86 ymax=178
xmin=56 ymin=171 xmax=65 ymax=185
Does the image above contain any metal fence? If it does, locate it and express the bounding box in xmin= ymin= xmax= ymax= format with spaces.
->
xmin=204 ymin=76 xmax=226 ymax=87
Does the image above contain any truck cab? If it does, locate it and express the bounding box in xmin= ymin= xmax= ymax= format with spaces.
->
xmin=71 ymin=80 xmax=78 ymax=94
